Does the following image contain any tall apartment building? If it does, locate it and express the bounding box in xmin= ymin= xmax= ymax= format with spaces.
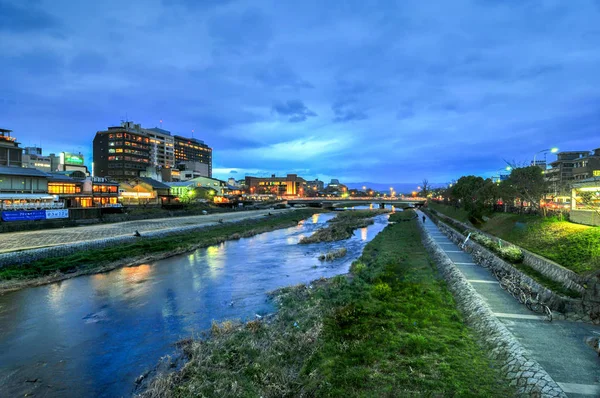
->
xmin=93 ymin=122 xmax=151 ymax=180
xmin=0 ymin=128 xmax=23 ymax=167
xmin=174 ymin=136 xmax=212 ymax=177
xmin=144 ymin=127 xmax=175 ymax=169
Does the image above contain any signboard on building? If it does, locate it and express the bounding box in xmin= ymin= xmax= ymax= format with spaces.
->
xmin=1 ymin=209 xmax=69 ymax=222
xmin=594 ymin=170 xmax=600 ymax=177
xmin=61 ymin=152 xmax=84 ymax=165
xmin=45 ymin=209 xmax=69 ymax=219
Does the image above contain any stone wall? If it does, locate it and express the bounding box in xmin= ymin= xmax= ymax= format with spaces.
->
xmin=418 ymin=221 xmax=567 ymax=397
xmin=429 ymin=210 xmax=589 ymax=296
xmin=570 ymin=209 xmax=600 ymax=227
xmin=426 ymin=212 xmax=599 ymax=323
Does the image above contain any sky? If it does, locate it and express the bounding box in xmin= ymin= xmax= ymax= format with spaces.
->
xmin=1 ymin=0 xmax=600 ymax=185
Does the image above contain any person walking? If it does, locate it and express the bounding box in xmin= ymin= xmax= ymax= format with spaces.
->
xmin=422 ymin=215 xmax=426 ymax=223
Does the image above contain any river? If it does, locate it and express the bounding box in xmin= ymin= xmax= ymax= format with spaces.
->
xmin=0 ymin=212 xmax=388 ymax=397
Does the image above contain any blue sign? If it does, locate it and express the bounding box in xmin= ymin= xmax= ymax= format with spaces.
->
xmin=1 ymin=209 xmax=69 ymax=222
xmin=2 ymin=210 xmax=47 ymax=222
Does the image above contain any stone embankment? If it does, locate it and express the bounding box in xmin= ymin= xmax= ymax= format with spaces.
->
xmin=417 ymin=219 xmax=567 ymax=398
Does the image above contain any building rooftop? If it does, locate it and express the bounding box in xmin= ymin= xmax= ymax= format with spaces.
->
xmin=136 ymin=177 xmax=171 ymax=190
xmin=0 ymin=166 xmax=49 ymax=178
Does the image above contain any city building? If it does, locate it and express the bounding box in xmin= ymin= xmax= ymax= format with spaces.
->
xmin=0 ymin=128 xmax=23 ymax=167
xmin=570 ymin=176 xmax=600 ymax=226
xmin=174 ymin=136 xmax=212 ymax=177
xmin=93 ymin=122 xmax=151 ymax=180
xmin=306 ymin=179 xmax=324 ymax=192
xmin=94 ymin=122 xmax=211 ymax=181
xmin=22 ymin=147 xmax=60 ymax=172
xmin=58 ymin=152 xmax=89 ymax=175
xmin=167 ymin=176 xmax=231 ymax=203
xmin=119 ymin=177 xmax=174 ymax=206
xmin=544 ymin=151 xmax=589 ymax=200
xmin=145 ymin=127 xmax=175 ymax=169
xmin=324 ymin=179 xmax=348 ymax=196
xmin=572 ymin=148 xmax=600 ymax=181
xmin=0 ymin=165 xmax=48 ymax=194
xmin=245 ymin=174 xmax=307 ymax=197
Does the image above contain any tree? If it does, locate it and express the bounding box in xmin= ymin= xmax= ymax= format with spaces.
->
xmin=500 ymin=166 xmax=548 ymax=213
xmin=421 ymin=178 xmax=430 ymax=198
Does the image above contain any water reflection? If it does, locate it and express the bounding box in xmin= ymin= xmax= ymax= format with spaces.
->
xmin=0 ymin=212 xmax=387 ymax=398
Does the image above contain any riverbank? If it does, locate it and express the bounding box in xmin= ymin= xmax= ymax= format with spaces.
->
xmin=141 ymin=210 xmax=514 ymax=397
xmin=0 ymin=209 xmax=324 ymax=295
xmin=299 ymin=209 xmax=388 ymax=244
xmin=429 ymin=202 xmax=600 ymax=274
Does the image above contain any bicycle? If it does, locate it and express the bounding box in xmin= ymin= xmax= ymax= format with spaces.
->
xmin=525 ymin=292 xmax=553 ymax=322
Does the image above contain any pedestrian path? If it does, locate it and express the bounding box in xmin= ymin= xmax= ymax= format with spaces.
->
xmin=419 ymin=212 xmax=600 ymax=398
xmin=0 ymin=209 xmax=288 ymax=253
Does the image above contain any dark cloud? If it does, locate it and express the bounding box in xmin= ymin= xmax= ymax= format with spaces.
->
xmin=331 ymin=100 xmax=368 ymax=123
xmin=230 ymin=170 xmax=238 ymax=174
xmin=272 ymin=100 xmax=317 ymax=123
xmin=0 ymin=0 xmax=60 ymax=33
xmin=254 ymin=59 xmax=313 ymax=90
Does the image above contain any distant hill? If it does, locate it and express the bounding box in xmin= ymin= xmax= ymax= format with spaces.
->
xmin=345 ymin=182 xmax=444 ymax=194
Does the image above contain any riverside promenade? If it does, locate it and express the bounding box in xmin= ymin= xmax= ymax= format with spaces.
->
xmin=0 ymin=209 xmax=288 ymax=253
xmin=419 ymin=211 xmax=600 ymax=398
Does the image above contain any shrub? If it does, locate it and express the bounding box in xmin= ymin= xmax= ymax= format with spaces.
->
xmin=372 ymin=282 xmax=392 ymax=299
xmin=497 ymin=246 xmax=524 ymax=263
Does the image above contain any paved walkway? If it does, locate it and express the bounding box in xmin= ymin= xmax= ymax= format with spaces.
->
xmin=420 ymin=211 xmax=600 ymax=398
xmin=0 ymin=209 xmax=289 ymax=253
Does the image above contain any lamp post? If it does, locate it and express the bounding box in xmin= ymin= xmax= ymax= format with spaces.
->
xmin=533 ymin=147 xmax=558 ymax=168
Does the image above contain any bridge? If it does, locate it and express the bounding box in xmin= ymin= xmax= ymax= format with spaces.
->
xmin=286 ymin=197 xmax=427 ymax=209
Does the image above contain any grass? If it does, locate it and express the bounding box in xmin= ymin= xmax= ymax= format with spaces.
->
xmin=299 ymin=209 xmax=387 ymax=244
xmin=428 ymin=202 xmax=470 ymax=223
xmin=141 ymin=209 xmax=514 ymax=398
xmin=0 ymin=209 xmax=324 ymax=281
xmin=428 ymin=203 xmax=600 ymax=275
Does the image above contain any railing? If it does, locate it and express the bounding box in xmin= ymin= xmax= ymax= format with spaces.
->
xmin=0 ymin=202 xmax=65 ymax=211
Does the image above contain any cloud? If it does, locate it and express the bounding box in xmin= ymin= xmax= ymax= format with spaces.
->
xmin=332 ymin=100 xmax=368 ymax=123
xmin=230 ymin=170 xmax=238 ymax=174
xmin=0 ymin=0 xmax=60 ymax=33
xmin=272 ymin=99 xmax=317 ymax=123
xmin=207 ymin=8 xmax=273 ymax=56
xmin=254 ymin=59 xmax=313 ymax=90
xmin=2 ymin=0 xmax=600 ymax=184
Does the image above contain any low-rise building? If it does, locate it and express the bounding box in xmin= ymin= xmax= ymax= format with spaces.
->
xmin=119 ymin=177 xmax=174 ymax=206
xmin=0 ymin=128 xmax=23 ymax=167
xmin=570 ymin=176 xmax=600 ymax=226
xmin=22 ymin=147 xmax=60 ymax=172
xmin=544 ymin=151 xmax=589 ymax=200
xmin=245 ymin=174 xmax=307 ymax=197
xmin=572 ymin=148 xmax=600 ymax=181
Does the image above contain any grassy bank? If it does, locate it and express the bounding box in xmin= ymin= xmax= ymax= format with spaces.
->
xmin=142 ymin=210 xmax=513 ymax=398
xmin=0 ymin=209 xmax=323 ymax=283
xmin=299 ymin=209 xmax=387 ymax=244
xmin=429 ymin=203 xmax=600 ymax=274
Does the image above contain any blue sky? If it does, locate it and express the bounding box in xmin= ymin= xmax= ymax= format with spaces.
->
xmin=1 ymin=0 xmax=599 ymax=184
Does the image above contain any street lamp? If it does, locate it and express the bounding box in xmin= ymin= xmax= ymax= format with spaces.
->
xmin=533 ymin=147 xmax=558 ymax=168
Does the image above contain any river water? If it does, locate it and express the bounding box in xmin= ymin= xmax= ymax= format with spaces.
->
xmin=0 ymin=212 xmax=388 ymax=397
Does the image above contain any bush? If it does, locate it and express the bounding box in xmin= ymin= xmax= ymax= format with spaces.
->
xmin=372 ymin=282 xmax=392 ymax=299
xmin=497 ymin=246 xmax=524 ymax=263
